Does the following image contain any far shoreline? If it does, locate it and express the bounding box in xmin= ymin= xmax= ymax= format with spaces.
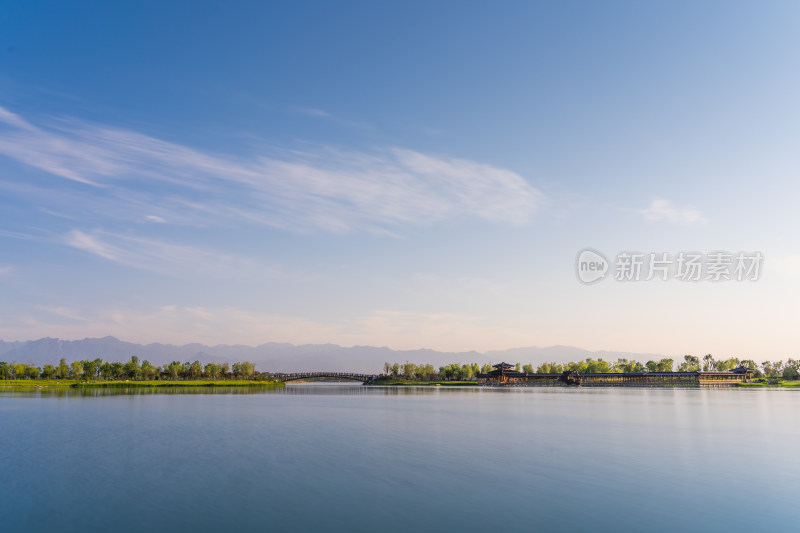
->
xmin=3 ymin=378 xmax=800 ymax=391
xmin=367 ymin=377 xmax=800 ymax=389
xmin=0 ymin=379 xmax=285 ymax=389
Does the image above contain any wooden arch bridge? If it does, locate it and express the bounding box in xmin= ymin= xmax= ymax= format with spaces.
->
xmin=272 ymin=372 xmax=378 ymax=384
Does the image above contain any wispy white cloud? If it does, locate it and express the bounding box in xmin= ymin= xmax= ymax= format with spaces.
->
xmin=62 ymin=229 xmax=263 ymax=276
xmin=65 ymin=230 xmax=121 ymax=261
xmin=295 ymin=106 xmax=333 ymax=119
xmin=0 ymin=106 xmax=542 ymax=233
xmin=36 ymin=306 xmax=89 ymax=322
xmin=292 ymin=106 xmax=372 ymax=130
xmin=0 ymin=265 xmax=11 ymax=275
xmin=0 ymin=228 xmax=49 ymax=243
xmin=639 ymin=199 xmax=706 ymax=225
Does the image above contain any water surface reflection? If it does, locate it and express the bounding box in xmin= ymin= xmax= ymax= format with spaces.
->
xmin=1 ymin=385 xmax=798 ymax=532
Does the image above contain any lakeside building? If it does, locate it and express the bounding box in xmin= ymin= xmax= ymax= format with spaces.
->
xmin=476 ymin=362 xmax=756 ymax=388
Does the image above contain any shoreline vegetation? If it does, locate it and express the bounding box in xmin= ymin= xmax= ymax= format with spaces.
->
xmin=0 ymin=379 xmax=284 ymax=389
xmin=371 ymin=378 xmax=476 ymax=386
xmin=374 ymin=356 xmax=800 ymax=388
xmin=369 ymin=377 xmax=800 ymax=388
xmin=2 ymin=354 xmax=800 ymax=390
xmin=734 ymin=380 xmax=800 ymax=388
xmin=0 ymin=356 xmax=285 ymax=389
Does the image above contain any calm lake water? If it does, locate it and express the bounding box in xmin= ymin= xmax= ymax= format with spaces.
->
xmin=1 ymin=384 xmax=798 ymax=532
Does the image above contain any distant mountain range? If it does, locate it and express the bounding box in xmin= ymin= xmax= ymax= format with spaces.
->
xmin=0 ymin=336 xmax=669 ymax=373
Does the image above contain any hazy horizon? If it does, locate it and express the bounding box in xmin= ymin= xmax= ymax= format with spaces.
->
xmin=0 ymin=334 xmax=678 ymax=375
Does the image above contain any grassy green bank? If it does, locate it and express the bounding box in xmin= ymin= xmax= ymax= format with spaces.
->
xmin=736 ymin=380 xmax=800 ymax=388
xmin=371 ymin=377 xmax=477 ymax=387
xmin=0 ymin=379 xmax=76 ymax=389
xmin=0 ymin=379 xmax=284 ymax=389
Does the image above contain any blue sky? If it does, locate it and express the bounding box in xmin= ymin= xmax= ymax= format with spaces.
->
xmin=1 ymin=1 xmax=800 ymax=359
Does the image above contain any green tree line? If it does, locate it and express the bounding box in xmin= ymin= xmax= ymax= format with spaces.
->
xmin=0 ymin=356 xmax=262 ymax=381
xmin=383 ymin=362 xmax=495 ymax=381
xmin=382 ymin=355 xmax=795 ymax=381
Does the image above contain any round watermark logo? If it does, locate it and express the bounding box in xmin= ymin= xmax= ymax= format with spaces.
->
xmin=576 ymin=248 xmax=609 ymax=284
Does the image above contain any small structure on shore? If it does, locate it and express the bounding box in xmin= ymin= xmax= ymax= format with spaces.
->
xmin=476 ymin=363 xmax=755 ymax=388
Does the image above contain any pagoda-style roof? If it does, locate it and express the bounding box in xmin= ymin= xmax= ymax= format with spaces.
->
xmin=492 ymin=362 xmax=515 ymax=369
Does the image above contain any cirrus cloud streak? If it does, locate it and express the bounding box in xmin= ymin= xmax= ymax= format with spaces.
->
xmin=0 ymin=106 xmax=541 ymax=233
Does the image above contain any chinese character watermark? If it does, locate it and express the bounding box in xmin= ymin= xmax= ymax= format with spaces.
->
xmin=576 ymin=249 xmax=763 ymax=284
